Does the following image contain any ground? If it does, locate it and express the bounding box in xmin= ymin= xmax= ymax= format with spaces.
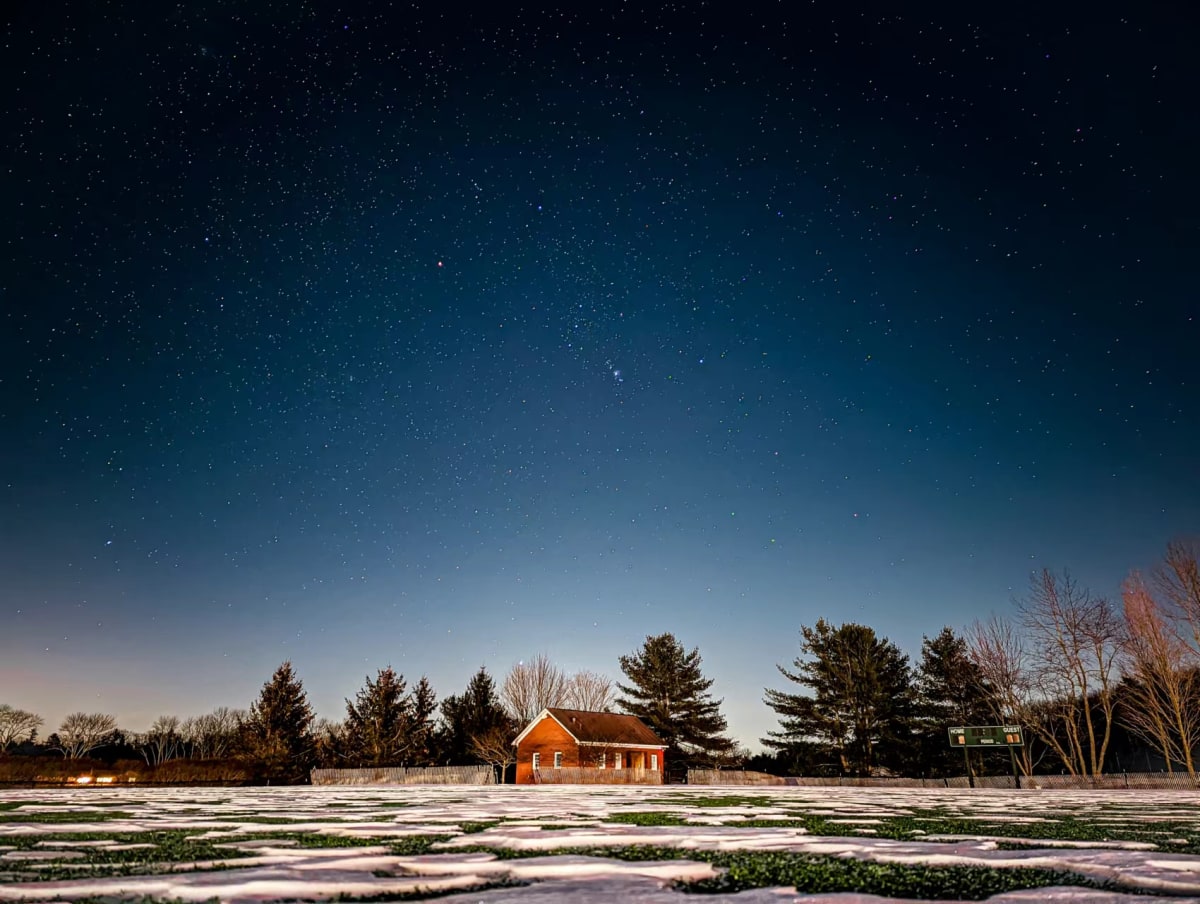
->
xmin=3 ymin=784 xmax=1200 ymax=902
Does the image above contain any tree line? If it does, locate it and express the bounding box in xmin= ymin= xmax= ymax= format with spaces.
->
xmin=3 ymin=538 xmax=1197 ymax=783
xmin=758 ymin=539 xmax=1200 ymax=780
xmin=0 ymin=634 xmax=736 ymax=783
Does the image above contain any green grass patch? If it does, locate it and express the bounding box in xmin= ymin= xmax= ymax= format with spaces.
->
xmin=648 ymin=795 xmax=774 ymax=808
xmin=458 ymin=821 xmax=499 ymax=834
xmin=232 ymin=832 xmax=398 ymax=849
xmin=0 ymin=810 xmax=137 ymax=823
xmin=449 ymin=844 xmax=1108 ymax=899
xmin=605 ymin=811 xmax=690 ymax=827
xmin=687 ymin=850 xmax=1104 ymax=898
xmin=0 ymin=830 xmax=257 ymax=882
xmin=326 ymin=879 xmax=529 ymax=901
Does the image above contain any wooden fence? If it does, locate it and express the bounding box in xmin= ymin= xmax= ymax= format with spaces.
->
xmin=311 ymin=766 xmax=494 ymax=785
xmin=532 ymin=767 xmax=664 ymax=785
xmin=687 ymin=769 xmax=1200 ymax=790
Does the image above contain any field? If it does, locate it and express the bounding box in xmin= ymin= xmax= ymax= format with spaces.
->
xmin=3 ymin=785 xmax=1200 ymax=902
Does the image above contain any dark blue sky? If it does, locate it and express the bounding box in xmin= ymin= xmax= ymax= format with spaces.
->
xmin=2 ymin=2 xmax=1197 ymax=746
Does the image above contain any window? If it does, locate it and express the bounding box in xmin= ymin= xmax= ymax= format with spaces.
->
xmin=651 ymin=754 xmax=659 ymax=771
xmin=553 ymin=751 xmax=563 ymax=768
xmin=532 ymin=753 xmax=540 ymax=771
xmin=597 ymin=752 xmax=606 ymax=769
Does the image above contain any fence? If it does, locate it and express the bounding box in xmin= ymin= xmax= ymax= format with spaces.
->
xmin=311 ymin=766 xmax=494 ymax=785
xmin=532 ymin=767 xmax=663 ymax=785
xmin=686 ymin=769 xmax=1200 ymax=790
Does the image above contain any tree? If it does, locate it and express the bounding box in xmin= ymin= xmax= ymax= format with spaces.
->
xmin=182 ymin=707 xmax=243 ymax=759
xmin=55 ymin=712 xmax=118 ymax=759
xmin=0 ymin=706 xmax=42 ymax=750
xmin=501 ymin=654 xmax=568 ymax=723
xmin=565 ymin=670 xmax=615 ymax=712
xmin=312 ymin=718 xmax=347 ymax=768
xmin=915 ymin=627 xmax=991 ymax=778
xmin=408 ymin=676 xmax=439 ymax=766
xmin=1018 ymin=569 xmax=1123 ymax=777
xmin=470 ymin=722 xmax=517 ymax=783
xmin=438 ymin=667 xmax=512 ymax=765
xmin=617 ymin=632 xmax=734 ymax=766
xmin=241 ymin=661 xmax=315 ymax=782
xmin=966 ymin=615 xmax=1038 ymax=776
xmin=1121 ymin=572 xmax=1200 ymax=774
xmin=137 ymin=715 xmax=183 ymax=766
xmin=344 ymin=667 xmax=413 ymax=766
xmin=1154 ymin=538 xmax=1200 ymax=649
xmin=763 ymin=620 xmax=914 ymax=776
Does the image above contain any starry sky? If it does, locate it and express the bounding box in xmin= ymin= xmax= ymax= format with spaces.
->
xmin=2 ymin=2 xmax=1197 ymax=747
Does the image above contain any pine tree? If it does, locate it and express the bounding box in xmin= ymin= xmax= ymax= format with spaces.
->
xmin=344 ymin=667 xmax=410 ymax=767
xmin=242 ymin=661 xmax=315 ymax=783
xmin=408 ymin=676 xmax=438 ymax=766
xmin=437 ymin=667 xmax=511 ymax=765
xmin=617 ymin=632 xmax=734 ymax=766
xmin=915 ymin=626 xmax=992 ymax=778
xmin=763 ymin=620 xmax=914 ymax=776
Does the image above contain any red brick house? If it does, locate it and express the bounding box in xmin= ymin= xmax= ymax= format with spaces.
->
xmin=512 ymin=708 xmax=666 ymax=784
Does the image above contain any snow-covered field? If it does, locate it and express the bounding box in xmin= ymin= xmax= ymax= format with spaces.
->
xmin=3 ymin=784 xmax=1200 ymax=902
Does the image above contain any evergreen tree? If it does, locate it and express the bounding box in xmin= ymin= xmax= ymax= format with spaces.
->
xmin=408 ymin=676 xmax=439 ymax=766
xmin=764 ymin=620 xmax=914 ymax=776
xmin=241 ymin=661 xmax=315 ymax=783
xmin=616 ymin=632 xmax=734 ymax=766
xmin=915 ymin=626 xmax=992 ymax=778
xmin=437 ymin=667 xmax=512 ymax=765
xmin=344 ymin=667 xmax=412 ymax=766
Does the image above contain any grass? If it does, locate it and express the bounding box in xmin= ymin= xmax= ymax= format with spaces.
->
xmin=458 ymin=820 xmax=499 ymax=834
xmin=605 ymin=811 xmax=690 ymax=826
xmin=646 ymin=794 xmax=775 ymax=808
xmin=0 ymin=830 xmax=258 ymax=882
xmin=449 ymin=843 xmax=1109 ymax=899
xmin=326 ymin=879 xmax=530 ymax=901
xmin=0 ymin=810 xmax=139 ymax=823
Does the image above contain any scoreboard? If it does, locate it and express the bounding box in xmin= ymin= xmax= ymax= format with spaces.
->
xmin=947 ymin=725 xmax=1024 ymax=747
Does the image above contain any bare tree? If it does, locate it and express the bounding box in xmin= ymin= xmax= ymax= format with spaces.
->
xmin=312 ymin=718 xmax=347 ymax=768
xmin=1018 ymin=569 xmax=1124 ymax=777
xmin=55 ymin=712 xmax=118 ymax=759
xmin=470 ymin=723 xmax=517 ymax=783
xmin=182 ymin=707 xmax=243 ymax=759
xmin=0 ymin=705 xmax=43 ymax=750
xmin=501 ymin=654 xmax=568 ymax=723
xmin=137 ymin=715 xmax=183 ymax=766
xmin=1154 ymin=538 xmax=1200 ymax=651
xmin=965 ymin=615 xmax=1037 ymax=775
xmin=1122 ymin=572 xmax=1200 ymax=775
xmin=565 ymin=670 xmax=615 ymax=712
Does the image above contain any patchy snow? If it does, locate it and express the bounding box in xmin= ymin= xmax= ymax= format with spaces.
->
xmin=1 ymin=785 xmax=1200 ymax=901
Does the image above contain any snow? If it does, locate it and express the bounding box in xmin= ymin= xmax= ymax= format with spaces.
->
xmin=0 ymin=785 xmax=1199 ymax=901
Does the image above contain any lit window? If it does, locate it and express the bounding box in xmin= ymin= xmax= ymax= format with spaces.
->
xmin=554 ymin=751 xmax=563 ymax=768
xmin=532 ymin=752 xmax=540 ymax=771
xmin=651 ymin=754 xmax=658 ymax=770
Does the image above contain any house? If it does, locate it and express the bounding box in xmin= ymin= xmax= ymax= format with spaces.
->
xmin=512 ymin=708 xmax=666 ymax=784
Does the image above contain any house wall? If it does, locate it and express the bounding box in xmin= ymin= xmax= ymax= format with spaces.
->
xmin=515 ymin=716 xmax=581 ymax=784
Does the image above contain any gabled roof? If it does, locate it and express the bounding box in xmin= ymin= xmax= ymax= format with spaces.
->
xmin=512 ymin=707 xmax=664 ymax=748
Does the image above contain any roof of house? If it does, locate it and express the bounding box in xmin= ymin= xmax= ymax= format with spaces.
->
xmin=513 ymin=708 xmax=664 ymax=748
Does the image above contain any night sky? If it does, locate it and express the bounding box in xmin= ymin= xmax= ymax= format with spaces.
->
xmin=2 ymin=2 xmax=1197 ymax=747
